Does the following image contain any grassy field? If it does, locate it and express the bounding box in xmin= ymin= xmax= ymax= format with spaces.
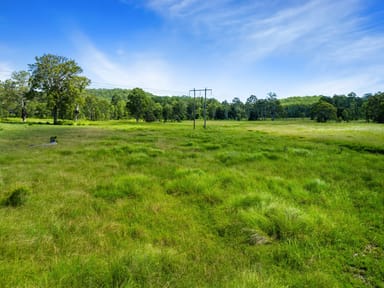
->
xmin=0 ymin=119 xmax=383 ymax=287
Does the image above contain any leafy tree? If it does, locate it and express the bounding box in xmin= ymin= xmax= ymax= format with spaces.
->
xmin=11 ymin=71 xmax=30 ymax=121
xmin=319 ymin=95 xmax=333 ymax=105
xmin=111 ymin=94 xmax=127 ymax=120
xmin=267 ymin=92 xmax=281 ymax=120
xmin=311 ymin=100 xmax=337 ymax=122
xmin=172 ymin=100 xmax=187 ymax=122
xmin=256 ymin=99 xmax=268 ymax=120
xmin=28 ymin=54 xmax=90 ymax=124
xmin=207 ymin=98 xmax=220 ymax=120
xmin=333 ymin=94 xmax=349 ymax=121
xmin=245 ymin=95 xmax=259 ymax=120
xmin=162 ymin=103 xmax=173 ymax=122
xmin=82 ymin=94 xmax=111 ymax=121
xmin=0 ymin=71 xmax=30 ymax=120
xmin=186 ymin=97 xmax=196 ymax=120
xmin=144 ymin=100 xmax=162 ymax=122
xmin=82 ymin=94 xmax=98 ymax=121
xmin=96 ymin=98 xmax=112 ymax=121
xmin=126 ymin=88 xmax=151 ymax=122
xmin=346 ymin=92 xmax=358 ymax=120
xmin=229 ymin=97 xmax=245 ymax=120
xmin=27 ymin=99 xmax=51 ymax=119
xmin=0 ymin=79 xmax=16 ymax=118
xmin=328 ymin=93 xmax=365 ymax=122
xmin=153 ymin=102 xmax=163 ymax=121
xmin=366 ymin=92 xmax=384 ymax=123
xmin=215 ymin=101 xmax=230 ymax=120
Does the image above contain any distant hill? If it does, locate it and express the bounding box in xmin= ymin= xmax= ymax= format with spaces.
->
xmin=279 ymin=96 xmax=322 ymax=106
xmin=86 ymin=88 xmax=131 ymax=101
xmin=86 ymin=88 xmax=159 ymax=102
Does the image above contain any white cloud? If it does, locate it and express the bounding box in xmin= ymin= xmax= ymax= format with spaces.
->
xmin=71 ymin=32 xmax=178 ymax=95
xmin=0 ymin=62 xmax=13 ymax=81
xmin=284 ymin=64 xmax=384 ymax=96
xmin=0 ymin=44 xmax=15 ymax=81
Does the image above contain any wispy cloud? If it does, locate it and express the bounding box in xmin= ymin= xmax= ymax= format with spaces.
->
xmin=239 ymin=1 xmax=358 ymax=58
xmin=74 ymin=1 xmax=384 ymax=98
xmin=71 ymin=32 xmax=178 ymax=94
xmin=323 ymin=34 xmax=384 ymax=66
xmin=142 ymin=0 xmax=384 ymax=97
xmin=146 ymin=0 xmax=214 ymax=17
xmin=143 ymin=0 xmax=380 ymax=61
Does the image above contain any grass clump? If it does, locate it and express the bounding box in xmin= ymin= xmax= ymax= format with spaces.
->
xmin=304 ymin=178 xmax=329 ymax=194
xmin=2 ymin=187 xmax=29 ymax=207
xmin=92 ymin=174 xmax=150 ymax=201
xmin=165 ymin=172 xmax=207 ymax=196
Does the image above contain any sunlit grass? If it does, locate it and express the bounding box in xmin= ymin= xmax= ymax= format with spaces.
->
xmin=0 ymin=120 xmax=383 ymax=287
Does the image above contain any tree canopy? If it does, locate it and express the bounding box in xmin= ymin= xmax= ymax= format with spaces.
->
xmin=126 ymin=88 xmax=152 ymax=122
xmin=365 ymin=92 xmax=384 ymax=123
xmin=28 ymin=54 xmax=90 ymax=124
xmin=311 ymin=100 xmax=337 ymax=122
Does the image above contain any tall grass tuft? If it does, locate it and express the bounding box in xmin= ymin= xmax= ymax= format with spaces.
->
xmin=2 ymin=187 xmax=29 ymax=207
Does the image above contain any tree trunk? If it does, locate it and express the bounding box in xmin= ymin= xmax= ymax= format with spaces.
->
xmin=21 ymin=107 xmax=27 ymax=122
xmin=53 ymin=105 xmax=58 ymax=125
xmin=21 ymin=100 xmax=27 ymax=122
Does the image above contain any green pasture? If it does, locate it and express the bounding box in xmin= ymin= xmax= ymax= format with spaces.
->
xmin=0 ymin=120 xmax=383 ymax=287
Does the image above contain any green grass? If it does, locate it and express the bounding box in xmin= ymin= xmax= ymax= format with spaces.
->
xmin=0 ymin=120 xmax=383 ymax=287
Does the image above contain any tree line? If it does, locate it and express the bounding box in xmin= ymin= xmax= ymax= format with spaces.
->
xmin=1 ymin=54 xmax=383 ymax=123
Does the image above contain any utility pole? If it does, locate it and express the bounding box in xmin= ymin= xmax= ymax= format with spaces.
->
xmin=189 ymin=89 xmax=197 ymax=129
xmin=193 ymin=89 xmax=196 ymax=129
xmin=189 ymin=88 xmax=212 ymax=129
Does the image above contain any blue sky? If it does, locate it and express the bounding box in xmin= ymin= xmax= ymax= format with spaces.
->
xmin=1 ymin=0 xmax=384 ymax=101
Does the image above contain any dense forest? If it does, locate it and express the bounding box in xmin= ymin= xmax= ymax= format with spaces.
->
xmin=0 ymin=54 xmax=383 ymax=124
